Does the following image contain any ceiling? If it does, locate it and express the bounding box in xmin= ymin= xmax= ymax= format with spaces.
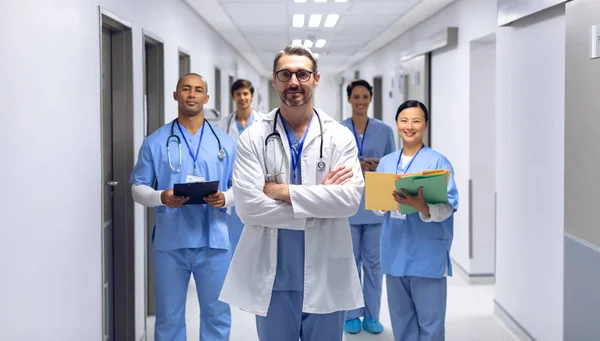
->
xmin=185 ymin=0 xmax=456 ymax=76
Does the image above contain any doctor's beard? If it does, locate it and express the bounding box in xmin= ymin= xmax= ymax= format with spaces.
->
xmin=279 ymin=87 xmax=312 ymax=108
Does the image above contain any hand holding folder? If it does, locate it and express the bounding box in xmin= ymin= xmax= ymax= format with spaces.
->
xmin=365 ymin=170 xmax=450 ymax=214
xmin=395 ymin=170 xmax=449 ymax=214
xmin=173 ymin=181 xmax=220 ymax=205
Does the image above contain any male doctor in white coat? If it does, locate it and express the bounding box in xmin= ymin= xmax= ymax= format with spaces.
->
xmin=219 ymin=45 xmax=365 ymax=341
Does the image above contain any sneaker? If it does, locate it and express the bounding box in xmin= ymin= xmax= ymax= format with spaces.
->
xmin=362 ymin=318 xmax=384 ymax=334
xmin=344 ymin=318 xmax=361 ymax=334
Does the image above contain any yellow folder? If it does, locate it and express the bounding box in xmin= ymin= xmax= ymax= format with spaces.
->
xmin=364 ymin=172 xmax=400 ymax=211
xmin=365 ymin=170 xmax=451 ymax=211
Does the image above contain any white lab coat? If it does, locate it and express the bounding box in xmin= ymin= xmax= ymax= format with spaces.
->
xmin=216 ymin=109 xmax=263 ymax=143
xmin=219 ymin=108 xmax=365 ymax=316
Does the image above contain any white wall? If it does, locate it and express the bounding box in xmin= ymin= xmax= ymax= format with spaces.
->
xmin=469 ymin=36 xmax=496 ymax=275
xmin=339 ymin=0 xmax=498 ymax=274
xmin=315 ymin=72 xmax=342 ymax=120
xmin=0 ymin=0 xmax=264 ymax=340
xmin=495 ymin=4 xmax=565 ymax=340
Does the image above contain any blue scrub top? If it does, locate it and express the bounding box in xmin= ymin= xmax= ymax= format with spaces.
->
xmin=129 ymin=119 xmax=236 ymax=252
xmin=235 ymin=111 xmax=255 ymax=135
xmin=271 ymin=115 xmax=311 ymax=292
xmin=375 ymin=146 xmax=459 ymax=278
xmin=341 ymin=117 xmax=395 ymax=225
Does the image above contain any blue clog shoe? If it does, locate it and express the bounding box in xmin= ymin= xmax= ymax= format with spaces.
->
xmin=363 ymin=318 xmax=384 ymax=334
xmin=344 ymin=318 xmax=361 ymax=334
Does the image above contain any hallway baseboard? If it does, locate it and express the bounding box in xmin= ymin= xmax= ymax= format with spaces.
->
xmin=494 ymin=300 xmax=535 ymax=341
xmin=451 ymin=258 xmax=495 ymax=285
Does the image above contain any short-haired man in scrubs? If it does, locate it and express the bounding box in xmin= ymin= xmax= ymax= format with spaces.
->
xmin=129 ymin=73 xmax=236 ymax=341
xmin=217 ymin=78 xmax=264 ymax=253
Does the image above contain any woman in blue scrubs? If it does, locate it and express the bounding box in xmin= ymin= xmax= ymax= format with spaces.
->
xmin=375 ymin=100 xmax=459 ymax=341
xmin=340 ymin=79 xmax=395 ymax=335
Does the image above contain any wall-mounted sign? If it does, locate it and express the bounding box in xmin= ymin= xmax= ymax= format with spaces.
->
xmin=498 ymin=0 xmax=566 ymax=26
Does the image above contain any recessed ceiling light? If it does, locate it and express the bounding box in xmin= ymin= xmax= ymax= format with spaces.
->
xmin=304 ymin=39 xmax=314 ymax=48
xmin=293 ymin=14 xmax=305 ymax=27
xmin=315 ymin=39 xmax=326 ymax=48
xmin=313 ymin=53 xmax=320 ymax=59
xmin=292 ymin=39 xmax=302 ymax=45
xmin=324 ymin=14 xmax=339 ymax=27
xmin=308 ymin=14 xmax=322 ymax=28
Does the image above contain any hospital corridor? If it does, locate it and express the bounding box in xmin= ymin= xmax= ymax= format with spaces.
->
xmin=144 ymin=275 xmax=518 ymax=341
xmin=1 ymin=0 xmax=599 ymax=341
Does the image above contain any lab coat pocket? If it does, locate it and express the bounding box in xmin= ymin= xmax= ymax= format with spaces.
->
xmin=329 ymin=223 xmax=353 ymax=259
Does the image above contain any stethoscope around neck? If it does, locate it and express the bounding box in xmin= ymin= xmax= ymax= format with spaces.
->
xmin=166 ymin=118 xmax=225 ymax=173
xmin=263 ymin=108 xmax=326 ymax=177
xmin=226 ymin=109 xmax=255 ymax=135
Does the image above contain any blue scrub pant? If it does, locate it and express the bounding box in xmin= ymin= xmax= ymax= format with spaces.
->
xmin=256 ymin=291 xmax=345 ymax=341
xmin=153 ymin=247 xmax=231 ymax=341
xmin=346 ymin=223 xmax=383 ymax=321
xmin=227 ymin=207 xmax=244 ymax=253
xmin=386 ymin=275 xmax=447 ymax=341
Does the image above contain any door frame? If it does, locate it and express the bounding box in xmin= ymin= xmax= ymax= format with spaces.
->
xmin=142 ymin=29 xmax=165 ymax=318
xmin=99 ymin=7 xmax=136 ymax=341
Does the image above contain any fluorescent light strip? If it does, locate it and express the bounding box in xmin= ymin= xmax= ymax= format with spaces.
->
xmin=293 ymin=14 xmax=305 ymax=27
xmin=304 ymin=39 xmax=313 ymax=48
xmin=324 ymin=14 xmax=339 ymax=27
xmin=313 ymin=53 xmax=320 ymax=59
xmin=308 ymin=14 xmax=322 ymax=28
xmin=292 ymin=39 xmax=302 ymax=45
xmin=315 ymin=39 xmax=326 ymax=48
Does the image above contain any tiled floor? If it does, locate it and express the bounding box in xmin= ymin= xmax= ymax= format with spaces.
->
xmin=146 ymin=275 xmax=519 ymax=341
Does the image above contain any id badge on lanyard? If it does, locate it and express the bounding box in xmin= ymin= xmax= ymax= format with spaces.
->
xmin=390 ymin=210 xmax=406 ymax=220
xmin=393 ymin=146 xmax=423 ymax=220
xmin=186 ymin=175 xmax=205 ymax=183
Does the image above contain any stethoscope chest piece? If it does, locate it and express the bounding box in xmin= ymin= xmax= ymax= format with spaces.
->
xmin=218 ymin=149 xmax=226 ymax=160
xmin=317 ymin=160 xmax=326 ymax=171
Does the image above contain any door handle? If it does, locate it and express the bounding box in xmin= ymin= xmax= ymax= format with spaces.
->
xmin=106 ymin=180 xmax=119 ymax=187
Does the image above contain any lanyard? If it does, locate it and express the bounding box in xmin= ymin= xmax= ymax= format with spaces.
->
xmin=351 ymin=118 xmax=369 ymax=159
xmin=177 ymin=120 xmax=206 ymax=174
xmin=282 ymin=113 xmax=313 ymax=184
xmin=396 ymin=145 xmax=423 ymax=174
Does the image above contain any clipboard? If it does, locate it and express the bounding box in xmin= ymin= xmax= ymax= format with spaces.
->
xmin=173 ymin=181 xmax=220 ymax=205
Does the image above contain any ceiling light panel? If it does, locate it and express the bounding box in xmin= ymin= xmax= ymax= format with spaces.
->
xmin=324 ymin=14 xmax=339 ymax=27
xmin=292 ymin=39 xmax=302 ymax=45
xmin=293 ymin=14 xmax=305 ymax=27
xmin=315 ymin=39 xmax=326 ymax=48
xmin=308 ymin=14 xmax=322 ymax=27
xmin=304 ymin=39 xmax=314 ymax=48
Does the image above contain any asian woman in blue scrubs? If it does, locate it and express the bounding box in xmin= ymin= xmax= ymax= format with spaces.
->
xmin=340 ymin=79 xmax=395 ymax=335
xmin=375 ymin=100 xmax=459 ymax=341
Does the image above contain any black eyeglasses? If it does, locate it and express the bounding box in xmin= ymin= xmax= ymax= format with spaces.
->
xmin=274 ymin=69 xmax=314 ymax=82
